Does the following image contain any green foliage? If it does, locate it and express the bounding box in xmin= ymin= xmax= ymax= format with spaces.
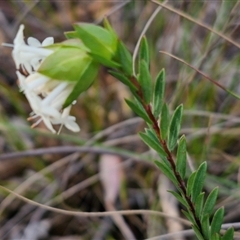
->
xmin=191 ymin=162 xmax=207 ymax=203
xmin=202 ymin=187 xmax=219 ymax=219
xmin=116 ymin=41 xmax=133 ymax=76
xmin=73 ymin=23 xmax=117 ymax=60
xmin=125 ymin=99 xmax=151 ymax=124
xmin=63 ymin=60 xmax=99 ymax=108
xmin=195 ymin=192 xmax=205 ymax=219
xmin=211 ymin=207 xmax=224 ymax=237
xmin=39 ymin=46 xmax=93 ymax=82
xmin=201 ymin=214 xmax=210 ymax=239
xmin=109 ymin=71 xmax=137 ymax=92
xmin=168 ymin=190 xmax=188 ymax=207
xmin=222 ymin=227 xmax=234 ymax=240
xmin=138 ymin=36 xmax=150 ymax=70
xmin=155 ymin=160 xmax=178 ymax=186
xmin=187 ymin=171 xmax=196 ymax=197
xmin=192 ymin=225 xmax=205 ymax=240
xmin=176 ymin=135 xmax=187 ymax=179
xmin=160 ymin=103 xmax=170 ymax=140
xmin=139 ymin=131 xmax=166 ymax=158
xmin=167 ymin=104 xmax=183 ymax=151
xmin=153 ymin=69 xmax=165 ymax=119
xmin=138 ymin=60 xmax=152 ymax=104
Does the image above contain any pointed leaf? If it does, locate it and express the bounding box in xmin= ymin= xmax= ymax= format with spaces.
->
xmin=125 ymin=99 xmax=151 ymax=124
xmin=64 ymin=31 xmax=79 ymax=39
xmin=202 ymin=187 xmax=219 ymax=218
xmin=201 ymin=214 xmax=210 ymax=239
xmin=192 ymin=225 xmax=205 ymax=240
xmin=89 ymin=53 xmax=120 ymax=68
xmin=191 ymin=162 xmax=207 ymax=202
xmin=145 ymin=129 xmax=167 ymax=158
xmin=211 ymin=207 xmax=224 ymax=236
xmin=160 ymin=103 xmax=170 ymax=140
xmin=154 ymin=161 xmax=178 ymax=186
xmin=138 ymin=60 xmax=152 ymax=104
xmin=222 ymin=227 xmax=234 ymax=240
xmin=139 ymin=132 xmax=166 ymax=157
xmin=39 ymin=46 xmax=93 ymax=82
xmin=109 ymin=71 xmax=137 ymax=91
xmin=211 ymin=233 xmax=221 ymax=240
xmin=116 ymin=41 xmax=133 ymax=76
xmin=176 ymin=135 xmax=187 ymax=179
xmin=168 ymin=190 xmax=188 ymax=208
xmin=168 ymin=104 xmax=183 ymax=151
xmin=196 ymin=192 xmax=205 ymax=219
xmin=63 ymin=60 xmax=99 ymax=108
xmin=153 ymin=69 xmax=166 ymax=118
xmin=182 ymin=210 xmax=195 ymax=224
xmin=103 ymin=18 xmax=118 ymax=39
xmin=74 ymin=23 xmax=117 ymax=60
xmin=138 ymin=36 xmax=150 ymax=69
xmin=187 ymin=171 xmax=196 ymax=197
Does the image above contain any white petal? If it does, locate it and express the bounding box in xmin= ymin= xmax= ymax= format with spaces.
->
xmin=27 ymin=37 xmax=41 ymax=47
xmin=13 ymin=25 xmax=25 ymax=45
xmin=43 ymin=107 xmax=61 ymax=119
xmin=42 ymin=37 xmax=54 ymax=46
xmin=41 ymin=116 xmax=56 ymax=133
xmin=41 ymin=82 xmax=68 ymax=106
xmin=65 ymin=120 xmax=80 ymax=132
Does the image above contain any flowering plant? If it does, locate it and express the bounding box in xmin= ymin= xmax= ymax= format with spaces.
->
xmin=3 ymin=20 xmax=235 ymax=240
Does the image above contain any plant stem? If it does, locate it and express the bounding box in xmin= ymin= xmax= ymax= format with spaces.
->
xmin=132 ymin=77 xmax=204 ymax=238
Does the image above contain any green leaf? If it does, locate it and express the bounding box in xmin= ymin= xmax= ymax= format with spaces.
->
xmin=116 ymin=41 xmax=133 ymax=76
xmin=103 ymin=18 xmax=118 ymax=39
xmin=139 ymin=132 xmax=166 ymax=157
xmin=211 ymin=207 xmax=224 ymax=236
xmin=74 ymin=23 xmax=117 ymax=60
xmin=167 ymin=104 xmax=183 ymax=151
xmin=89 ymin=53 xmax=120 ymax=68
xmin=39 ymin=46 xmax=93 ymax=82
xmin=168 ymin=190 xmax=188 ymax=207
xmin=153 ymin=69 xmax=166 ymax=118
xmin=64 ymin=31 xmax=79 ymax=39
xmin=201 ymin=214 xmax=210 ymax=239
xmin=202 ymin=187 xmax=219 ymax=219
xmin=191 ymin=162 xmax=207 ymax=203
xmin=63 ymin=60 xmax=99 ymax=108
xmin=176 ymin=135 xmax=187 ymax=179
xmin=222 ymin=227 xmax=234 ymax=240
xmin=192 ymin=225 xmax=205 ymax=240
xmin=211 ymin=233 xmax=221 ymax=240
xmin=187 ymin=171 xmax=196 ymax=197
xmin=138 ymin=36 xmax=150 ymax=70
xmin=138 ymin=60 xmax=152 ymax=104
xmin=195 ymin=192 xmax=205 ymax=219
xmin=125 ymin=99 xmax=151 ymax=124
xmin=109 ymin=71 xmax=137 ymax=91
xmin=182 ymin=210 xmax=195 ymax=224
xmin=160 ymin=103 xmax=170 ymax=140
xmin=145 ymin=129 xmax=167 ymax=158
xmin=154 ymin=161 xmax=178 ymax=186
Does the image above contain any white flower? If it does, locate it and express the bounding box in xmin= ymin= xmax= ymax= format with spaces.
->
xmin=4 ymin=25 xmax=81 ymax=133
xmin=16 ymin=71 xmax=80 ymax=133
xmin=3 ymin=24 xmax=54 ymax=74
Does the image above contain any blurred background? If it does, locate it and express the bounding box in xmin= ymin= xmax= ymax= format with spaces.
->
xmin=0 ymin=0 xmax=240 ymax=239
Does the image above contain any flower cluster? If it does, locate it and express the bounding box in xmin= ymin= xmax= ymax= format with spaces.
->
xmin=5 ymin=25 xmax=80 ymax=133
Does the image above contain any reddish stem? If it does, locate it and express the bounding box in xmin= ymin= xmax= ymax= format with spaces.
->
xmin=131 ymin=76 xmax=204 ymax=236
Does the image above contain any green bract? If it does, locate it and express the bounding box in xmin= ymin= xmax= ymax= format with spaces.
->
xmin=73 ymin=23 xmax=118 ymax=61
xmin=39 ymin=44 xmax=94 ymax=82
